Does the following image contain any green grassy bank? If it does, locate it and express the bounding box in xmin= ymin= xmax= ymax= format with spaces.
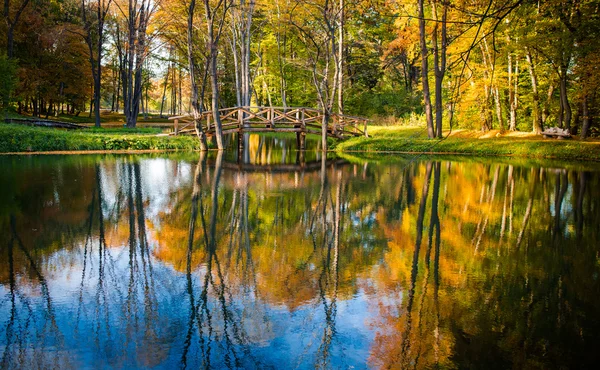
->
xmin=334 ymin=126 xmax=600 ymax=162
xmin=2 ymin=123 xmax=600 ymax=162
xmin=0 ymin=124 xmax=202 ymax=152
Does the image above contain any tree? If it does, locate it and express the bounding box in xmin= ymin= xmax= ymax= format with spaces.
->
xmin=430 ymin=0 xmax=448 ymax=137
xmin=290 ymin=0 xmax=344 ymax=151
xmin=115 ymin=0 xmax=155 ymax=128
xmin=3 ymin=0 xmax=30 ymax=59
xmin=417 ymin=0 xmax=434 ymax=138
xmin=187 ymin=0 xmax=209 ymax=150
xmin=0 ymin=52 xmax=17 ymax=112
xmin=230 ymin=0 xmax=255 ymax=108
xmin=81 ymin=0 xmax=112 ymax=127
xmin=203 ymin=0 xmax=232 ymax=150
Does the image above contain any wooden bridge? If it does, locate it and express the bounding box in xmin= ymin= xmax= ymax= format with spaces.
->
xmin=169 ymin=106 xmax=368 ymax=148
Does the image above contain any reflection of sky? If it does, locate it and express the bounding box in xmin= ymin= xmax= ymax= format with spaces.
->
xmin=0 ymin=240 xmax=379 ymax=369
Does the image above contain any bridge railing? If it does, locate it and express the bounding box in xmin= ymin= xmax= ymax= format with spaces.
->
xmin=168 ymin=106 xmax=369 ymax=138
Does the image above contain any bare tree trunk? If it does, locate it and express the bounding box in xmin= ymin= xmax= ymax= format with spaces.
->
xmin=116 ymin=54 xmax=121 ymax=113
xmin=187 ymin=0 xmax=208 ymax=150
xmin=479 ymin=45 xmax=493 ymax=131
xmin=543 ymin=84 xmax=554 ymax=124
xmin=481 ymin=38 xmax=504 ymax=131
xmin=208 ymin=29 xmax=224 ymax=149
xmin=559 ymin=65 xmax=572 ymax=130
xmin=418 ymin=0 xmax=434 ymax=138
xmin=337 ymin=0 xmax=344 ymax=115
xmin=159 ymin=52 xmax=171 ymax=118
xmin=122 ymin=0 xmax=151 ymax=128
xmin=275 ymin=2 xmax=287 ymax=108
xmin=431 ymin=0 xmax=447 ymax=138
xmin=231 ymin=0 xmax=255 ymax=109
xmin=507 ymin=37 xmax=518 ymax=131
xmin=580 ymin=95 xmax=590 ymax=139
xmin=81 ymin=0 xmax=112 ymax=127
xmin=526 ymin=49 xmax=543 ymax=133
xmin=111 ymin=60 xmax=116 ymax=112
xmin=203 ymin=0 xmax=230 ymax=150
xmin=231 ymin=35 xmax=241 ymax=106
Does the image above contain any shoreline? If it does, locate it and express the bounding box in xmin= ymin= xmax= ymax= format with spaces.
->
xmin=1 ymin=148 xmax=599 ymax=164
xmin=2 ymin=123 xmax=599 ymax=162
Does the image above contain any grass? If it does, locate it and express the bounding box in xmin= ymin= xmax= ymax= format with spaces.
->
xmin=0 ymin=123 xmax=203 ymax=152
xmin=2 ymin=119 xmax=600 ymax=162
xmin=334 ymin=126 xmax=600 ymax=162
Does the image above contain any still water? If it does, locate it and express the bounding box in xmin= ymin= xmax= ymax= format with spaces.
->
xmin=1 ymin=145 xmax=600 ymax=369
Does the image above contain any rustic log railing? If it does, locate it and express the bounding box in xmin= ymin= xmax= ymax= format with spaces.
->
xmin=168 ymin=106 xmax=369 ymax=147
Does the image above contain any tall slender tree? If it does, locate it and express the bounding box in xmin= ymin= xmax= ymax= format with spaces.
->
xmin=81 ymin=0 xmax=112 ymax=127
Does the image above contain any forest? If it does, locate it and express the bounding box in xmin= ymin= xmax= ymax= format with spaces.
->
xmin=0 ymin=0 xmax=598 ymax=140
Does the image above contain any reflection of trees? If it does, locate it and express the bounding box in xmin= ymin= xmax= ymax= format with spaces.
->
xmin=154 ymin=154 xmax=387 ymax=367
xmin=70 ymin=159 xmax=173 ymax=368
xmin=4 ymin=154 xmax=599 ymax=368
xmin=1 ymin=215 xmax=65 ymax=369
xmin=311 ymin=159 xmax=343 ymax=369
xmin=370 ymin=161 xmax=600 ymax=369
xmin=0 ymin=157 xmax=103 ymax=369
xmin=180 ymin=152 xmax=264 ymax=369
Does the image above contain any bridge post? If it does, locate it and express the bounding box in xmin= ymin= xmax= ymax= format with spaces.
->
xmin=174 ymin=119 xmax=179 ymax=135
xmin=296 ymin=108 xmax=306 ymax=151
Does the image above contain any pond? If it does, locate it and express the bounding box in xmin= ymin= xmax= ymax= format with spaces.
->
xmin=1 ymin=141 xmax=600 ymax=369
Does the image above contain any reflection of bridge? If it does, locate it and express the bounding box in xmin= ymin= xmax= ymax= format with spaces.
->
xmin=220 ymin=158 xmax=348 ymax=173
xmin=169 ymin=106 xmax=368 ymax=148
xmin=214 ymin=158 xmax=351 ymax=191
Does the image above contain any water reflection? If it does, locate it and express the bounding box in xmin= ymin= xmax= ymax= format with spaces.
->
xmin=1 ymin=154 xmax=600 ymax=369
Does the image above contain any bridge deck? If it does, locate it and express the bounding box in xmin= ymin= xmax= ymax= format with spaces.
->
xmin=169 ymin=106 xmax=368 ymax=140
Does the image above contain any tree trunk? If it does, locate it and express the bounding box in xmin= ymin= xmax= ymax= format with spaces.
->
xmin=123 ymin=0 xmax=151 ymax=128
xmin=275 ymin=3 xmax=287 ymax=108
xmin=418 ymin=0 xmax=434 ymax=138
xmin=526 ymin=50 xmax=543 ymax=133
xmin=4 ymin=0 xmax=31 ymax=59
xmin=431 ymin=0 xmax=447 ymax=138
xmin=543 ymin=84 xmax=554 ymax=124
xmin=507 ymin=43 xmax=518 ymax=131
xmin=203 ymin=0 xmax=229 ymax=150
xmin=159 ymin=58 xmax=170 ymax=118
xmin=337 ymin=0 xmax=344 ymax=115
xmin=208 ymin=26 xmax=224 ymax=150
xmin=559 ymin=67 xmax=572 ymax=130
xmin=580 ymin=95 xmax=590 ymax=139
xmin=187 ymin=0 xmax=208 ymax=150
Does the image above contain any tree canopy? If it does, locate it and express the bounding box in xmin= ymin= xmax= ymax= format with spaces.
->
xmin=0 ymin=0 xmax=598 ymax=136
